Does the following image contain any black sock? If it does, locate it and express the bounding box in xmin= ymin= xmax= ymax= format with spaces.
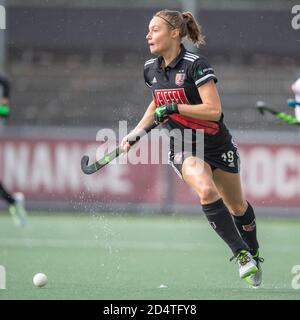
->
xmin=233 ymin=202 xmax=259 ymax=256
xmin=202 ymin=198 xmax=249 ymax=255
xmin=0 ymin=182 xmax=15 ymax=205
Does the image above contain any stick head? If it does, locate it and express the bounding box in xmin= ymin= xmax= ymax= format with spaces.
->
xmin=80 ymin=154 xmax=109 ymax=175
xmin=81 ymin=155 xmax=92 ymax=174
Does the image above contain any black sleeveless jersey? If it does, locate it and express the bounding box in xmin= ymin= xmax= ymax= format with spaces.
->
xmin=143 ymin=45 xmax=232 ymax=152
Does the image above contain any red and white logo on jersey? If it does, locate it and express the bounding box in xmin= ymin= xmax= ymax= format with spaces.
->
xmin=175 ymin=73 xmax=186 ymax=86
xmin=153 ymin=88 xmax=189 ymax=106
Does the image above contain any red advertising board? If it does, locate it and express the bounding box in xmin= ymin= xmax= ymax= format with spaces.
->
xmin=0 ymin=136 xmax=299 ymax=208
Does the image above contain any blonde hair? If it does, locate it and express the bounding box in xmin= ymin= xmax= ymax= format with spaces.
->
xmin=154 ymin=9 xmax=206 ymax=47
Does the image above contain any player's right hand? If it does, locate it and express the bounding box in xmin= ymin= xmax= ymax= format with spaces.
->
xmin=120 ymin=134 xmax=132 ymax=153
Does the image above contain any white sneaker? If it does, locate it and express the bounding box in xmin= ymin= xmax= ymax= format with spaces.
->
xmin=246 ymin=251 xmax=264 ymax=288
xmin=9 ymin=192 xmax=28 ymax=227
xmin=231 ymin=250 xmax=258 ymax=279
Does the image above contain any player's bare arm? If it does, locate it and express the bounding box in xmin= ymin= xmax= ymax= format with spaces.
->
xmin=177 ymin=80 xmax=222 ymax=121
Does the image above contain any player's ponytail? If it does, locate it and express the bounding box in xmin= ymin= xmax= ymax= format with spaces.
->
xmin=154 ymin=9 xmax=206 ymax=47
xmin=181 ymin=11 xmax=206 ymax=47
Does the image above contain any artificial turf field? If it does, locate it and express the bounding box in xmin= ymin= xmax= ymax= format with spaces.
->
xmin=0 ymin=212 xmax=299 ymax=300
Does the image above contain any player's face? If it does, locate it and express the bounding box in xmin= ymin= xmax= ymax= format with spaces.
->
xmin=146 ymin=17 xmax=173 ymax=55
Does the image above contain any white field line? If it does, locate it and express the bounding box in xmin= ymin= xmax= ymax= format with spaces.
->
xmin=0 ymin=237 xmax=298 ymax=253
xmin=0 ymin=237 xmax=215 ymax=251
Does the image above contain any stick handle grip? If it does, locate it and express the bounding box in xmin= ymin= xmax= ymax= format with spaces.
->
xmin=127 ymin=122 xmax=158 ymax=146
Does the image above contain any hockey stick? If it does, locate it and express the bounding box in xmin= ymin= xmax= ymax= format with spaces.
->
xmin=255 ymin=101 xmax=300 ymax=126
xmin=287 ymin=99 xmax=300 ymax=107
xmin=81 ymin=122 xmax=158 ymax=175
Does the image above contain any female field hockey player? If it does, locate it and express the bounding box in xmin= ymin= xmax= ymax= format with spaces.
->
xmin=121 ymin=9 xmax=263 ymax=287
xmin=0 ymin=75 xmax=27 ymax=227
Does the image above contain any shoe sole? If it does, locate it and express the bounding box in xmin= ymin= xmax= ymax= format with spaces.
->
xmin=248 ymin=284 xmax=261 ymax=289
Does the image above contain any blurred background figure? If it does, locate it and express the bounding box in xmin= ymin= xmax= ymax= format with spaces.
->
xmin=291 ymin=78 xmax=300 ymax=122
xmin=0 ymin=75 xmax=27 ymax=227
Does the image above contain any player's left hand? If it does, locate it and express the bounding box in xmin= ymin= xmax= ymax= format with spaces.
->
xmin=154 ymin=102 xmax=179 ymax=124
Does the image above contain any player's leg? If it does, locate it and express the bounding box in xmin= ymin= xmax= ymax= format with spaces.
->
xmin=0 ymin=181 xmax=15 ymax=205
xmin=212 ymin=170 xmax=259 ymax=254
xmin=0 ymin=182 xmax=27 ymax=227
xmin=181 ymin=157 xmax=257 ymax=279
xmin=11 ymin=192 xmax=28 ymax=227
xmin=212 ymin=169 xmax=263 ymax=286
